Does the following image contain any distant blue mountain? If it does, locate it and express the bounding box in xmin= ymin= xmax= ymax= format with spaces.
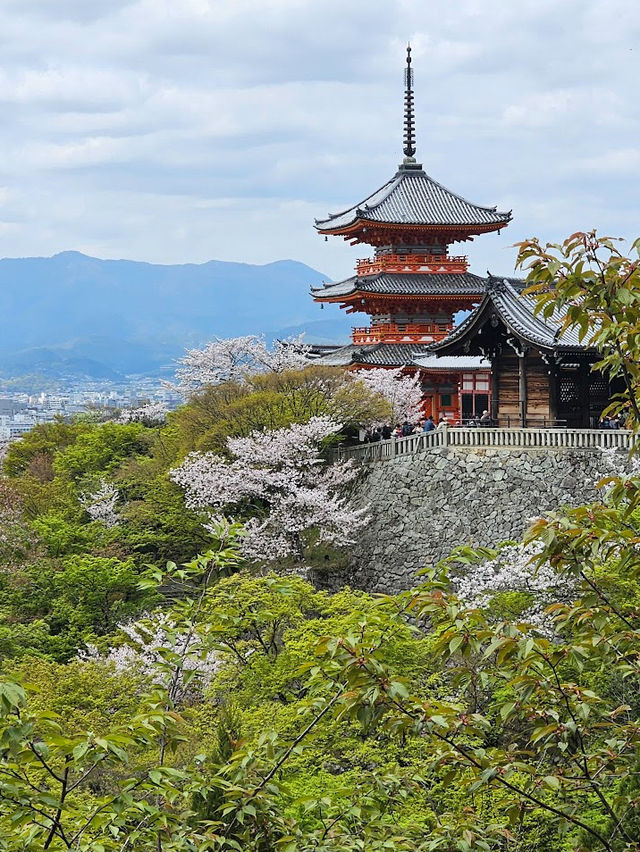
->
xmin=0 ymin=251 xmax=351 ymax=381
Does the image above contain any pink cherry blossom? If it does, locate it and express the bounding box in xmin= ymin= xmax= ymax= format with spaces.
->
xmin=173 ymin=334 xmax=311 ymax=397
xmin=171 ymin=416 xmax=368 ymax=566
xmin=353 ymin=367 xmax=423 ymax=424
xmin=79 ymin=479 xmax=120 ymax=527
xmin=118 ymin=402 xmax=168 ymax=424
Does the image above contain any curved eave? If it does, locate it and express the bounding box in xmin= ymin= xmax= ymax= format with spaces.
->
xmin=495 ymin=293 xmax=586 ymax=352
xmin=312 ymin=289 xmax=484 ymax=305
xmin=310 ymin=271 xmax=489 ymax=303
xmin=315 ymin=174 xmax=401 ymax=234
xmin=315 ymin=217 xmax=509 ymax=238
xmin=315 ymin=168 xmax=513 ymax=235
xmin=315 ymin=342 xmax=437 ymax=368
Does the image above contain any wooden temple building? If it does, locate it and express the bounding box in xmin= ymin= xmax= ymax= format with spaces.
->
xmin=428 ymin=276 xmax=616 ymax=428
xmin=311 ymin=45 xmax=513 ymax=423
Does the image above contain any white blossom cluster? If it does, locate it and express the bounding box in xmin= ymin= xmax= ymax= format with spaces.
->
xmin=80 ymin=614 xmax=219 ymax=702
xmin=455 ymin=541 xmax=574 ymax=633
xmin=173 ymin=334 xmax=311 ymax=397
xmin=79 ymin=479 xmax=120 ymax=527
xmin=170 ymin=416 xmax=368 ymax=564
xmin=600 ymin=446 xmax=640 ymax=475
xmin=0 ymin=440 xmax=10 ymax=468
xmin=118 ymin=402 xmax=168 ymax=425
xmin=353 ymin=367 xmax=423 ymax=425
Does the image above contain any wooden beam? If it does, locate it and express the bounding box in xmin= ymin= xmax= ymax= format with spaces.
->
xmin=548 ymin=361 xmax=558 ymax=425
xmin=519 ymin=355 xmax=527 ymax=427
xmin=490 ymin=356 xmax=499 ymax=422
xmin=579 ymin=361 xmax=590 ymax=428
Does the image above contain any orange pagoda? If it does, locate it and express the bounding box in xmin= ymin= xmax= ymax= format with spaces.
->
xmin=311 ymin=46 xmax=513 ymax=423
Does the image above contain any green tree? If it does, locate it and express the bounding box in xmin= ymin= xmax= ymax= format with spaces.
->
xmin=172 ymin=365 xmax=390 ymax=455
xmin=516 ymin=230 xmax=640 ymax=426
xmin=6 ymin=236 xmax=640 ymax=848
xmin=53 ymin=422 xmax=152 ymax=481
xmin=304 ymin=231 xmax=640 ymax=851
xmin=0 ymin=555 xmax=156 ymax=661
xmin=3 ymin=419 xmax=87 ymax=477
xmin=0 ymin=525 xmax=437 ymax=849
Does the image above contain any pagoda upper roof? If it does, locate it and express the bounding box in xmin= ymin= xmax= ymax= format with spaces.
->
xmin=315 ymin=165 xmax=512 ymax=234
xmin=311 ymin=270 xmax=489 ymax=301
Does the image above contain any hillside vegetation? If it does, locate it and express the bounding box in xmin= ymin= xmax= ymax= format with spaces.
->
xmin=0 ymin=232 xmax=640 ymax=850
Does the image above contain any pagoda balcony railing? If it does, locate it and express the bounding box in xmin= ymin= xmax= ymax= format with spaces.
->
xmin=352 ymin=322 xmax=452 ymax=345
xmin=356 ymin=254 xmax=468 ymax=277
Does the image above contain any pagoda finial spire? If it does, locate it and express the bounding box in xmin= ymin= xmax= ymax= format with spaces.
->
xmin=403 ymin=43 xmax=416 ymax=159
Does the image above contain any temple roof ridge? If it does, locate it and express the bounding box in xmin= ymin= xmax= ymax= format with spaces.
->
xmin=411 ymin=168 xmax=505 ymax=214
xmin=431 ymin=277 xmax=584 ymax=353
xmin=313 ymin=341 xmax=436 ymax=367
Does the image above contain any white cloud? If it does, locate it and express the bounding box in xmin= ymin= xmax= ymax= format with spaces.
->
xmin=571 ymin=147 xmax=640 ymax=176
xmin=501 ymin=87 xmax=625 ymax=129
xmin=0 ymin=0 xmax=637 ymax=282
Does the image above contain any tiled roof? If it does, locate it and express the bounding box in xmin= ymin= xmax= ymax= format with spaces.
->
xmin=412 ymin=355 xmax=490 ymax=371
xmin=315 ymin=168 xmax=512 ymax=231
xmin=311 ymin=271 xmax=488 ymax=300
xmin=432 ymin=277 xmax=586 ymax=353
xmin=313 ymin=346 xmax=359 ymax=366
xmin=315 ymin=343 xmax=435 ymax=368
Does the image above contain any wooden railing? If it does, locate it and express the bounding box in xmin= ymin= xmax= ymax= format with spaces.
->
xmin=334 ymin=427 xmax=635 ymax=463
xmin=351 ymin=322 xmax=452 ymax=345
xmin=356 ymin=254 xmax=469 ymax=276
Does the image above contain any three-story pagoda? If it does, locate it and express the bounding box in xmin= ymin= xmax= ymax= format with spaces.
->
xmin=311 ymin=46 xmax=513 ymax=423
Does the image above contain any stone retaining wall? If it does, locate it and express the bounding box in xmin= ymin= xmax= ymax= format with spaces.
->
xmin=322 ymin=446 xmax=626 ymax=594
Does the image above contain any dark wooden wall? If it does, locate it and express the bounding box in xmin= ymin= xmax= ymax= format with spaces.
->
xmin=495 ymin=351 xmax=551 ymax=426
xmin=526 ymin=359 xmax=551 ymax=423
xmin=496 ymin=355 xmax=520 ymax=423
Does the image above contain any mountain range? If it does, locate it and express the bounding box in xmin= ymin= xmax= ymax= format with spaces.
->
xmin=0 ymin=251 xmax=350 ymax=386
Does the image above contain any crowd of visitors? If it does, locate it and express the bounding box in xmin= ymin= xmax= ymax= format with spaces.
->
xmin=361 ymin=409 xmax=625 ymax=441
xmin=464 ymin=410 xmax=494 ymax=427
xmin=361 ymin=411 xmax=495 ymax=442
xmin=362 ymin=410 xmax=495 ymax=442
xmin=363 ymin=417 xmax=433 ymax=443
xmin=600 ymin=414 xmax=626 ymax=429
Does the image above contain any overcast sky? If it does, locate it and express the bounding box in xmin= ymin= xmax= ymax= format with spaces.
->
xmin=0 ymin=0 xmax=639 ymax=281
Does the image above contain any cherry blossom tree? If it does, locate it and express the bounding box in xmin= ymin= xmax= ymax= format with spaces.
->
xmin=454 ymin=541 xmax=574 ymax=633
xmin=118 ymin=401 xmax=168 ymax=425
xmin=79 ymin=479 xmax=120 ymax=527
xmin=353 ymin=367 xmax=423 ymax=424
xmin=80 ymin=613 xmax=219 ymax=703
xmin=173 ymin=334 xmax=311 ymax=397
xmin=170 ymin=416 xmax=367 ymax=567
